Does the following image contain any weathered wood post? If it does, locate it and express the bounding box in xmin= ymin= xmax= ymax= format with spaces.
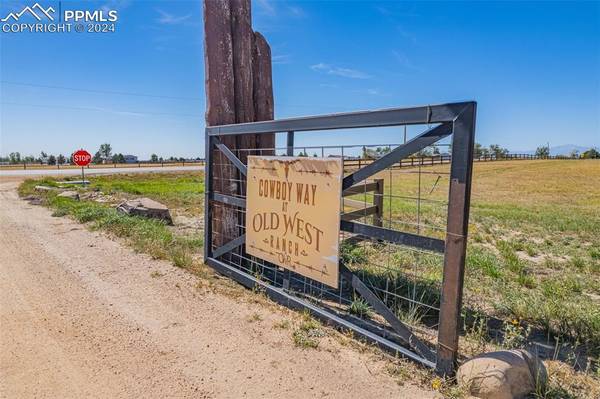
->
xmin=204 ymin=0 xmax=275 ymax=249
xmin=374 ymin=178 xmax=384 ymax=227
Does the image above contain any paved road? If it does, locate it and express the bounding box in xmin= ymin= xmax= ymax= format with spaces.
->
xmin=0 ymin=181 xmax=434 ymax=399
xmin=0 ymin=165 xmax=204 ymax=177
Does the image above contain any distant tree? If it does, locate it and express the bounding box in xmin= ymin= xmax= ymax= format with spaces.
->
xmin=112 ymin=153 xmax=126 ymax=163
xmin=178 ymin=157 xmax=185 ymax=162
xmin=298 ymin=150 xmax=308 ymax=157
xmin=474 ymin=143 xmax=484 ymax=158
xmin=362 ymin=146 xmax=391 ymax=159
xmin=150 ymin=153 xmax=159 ymax=163
xmin=569 ymin=149 xmax=580 ymax=159
xmin=362 ymin=147 xmax=373 ymax=159
xmin=313 ymin=153 xmax=318 ymax=157
xmin=581 ymin=147 xmax=600 ymax=159
xmin=159 ymin=157 xmax=164 ymax=162
xmin=39 ymin=151 xmax=48 ymax=163
xmin=9 ymin=152 xmax=21 ymax=164
xmin=489 ymin=144 xmax=509 ymax=159
xmin=433 ymin=146 xmax=440 ymax=155
xmin=23 ymin=155 xmax=35 ymax=163
xmin=57 ymin=154 xmax=66 ymax=164
xmin=376 ymin=146 xmax=391 ymax=157
xmin=535 ymin=145 xmax=550 ymax=158
xmin=92 ymin=151 xmax=103 ymax=164
xmin=99 ymin=143 xmax=112 ymax=160
xmin=47 ymin=155 xmax=56 ymax=165
xmin=415 ymin=148 xmax=432 ymax=157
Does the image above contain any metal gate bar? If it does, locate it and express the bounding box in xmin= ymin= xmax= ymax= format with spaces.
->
xmin=204 ymin=102 xmax=476 ymax=375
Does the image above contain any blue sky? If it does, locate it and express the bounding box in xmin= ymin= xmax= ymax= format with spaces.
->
xmin=1 ymin=0 xmax=598 ymax=159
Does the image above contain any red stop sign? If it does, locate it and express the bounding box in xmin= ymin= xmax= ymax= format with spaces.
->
xmin=73 ymin=149 xmax=91 ymax=166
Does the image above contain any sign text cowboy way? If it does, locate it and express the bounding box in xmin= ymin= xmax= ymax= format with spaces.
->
xmin=245 ymin=156 xmax=343 ymax=288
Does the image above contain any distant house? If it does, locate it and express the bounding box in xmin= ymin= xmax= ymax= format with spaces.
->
xmin=124 ymin=155 xmax=138 ymax=163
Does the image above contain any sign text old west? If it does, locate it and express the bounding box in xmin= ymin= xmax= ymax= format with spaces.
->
xmin=245 ymin=156 xmax=343 ymax=288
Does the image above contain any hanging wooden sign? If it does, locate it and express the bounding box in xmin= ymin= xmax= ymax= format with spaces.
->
xmin=245 ymin=156 xmax=343 ymax=288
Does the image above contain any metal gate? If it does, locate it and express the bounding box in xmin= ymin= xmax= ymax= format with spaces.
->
xmin=204 ymin=101 xmax=476 ymax=375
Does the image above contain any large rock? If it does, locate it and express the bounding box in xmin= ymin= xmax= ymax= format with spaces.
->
xmin=57 ymin=190 xmax=80 ymax=200
xmin=34 ymin=185 xmax=56 ymax=192
xmin=116 ymin=198 xmax=173 ymax=224
xmin=457 ymin=349 xmax=547 ymax=399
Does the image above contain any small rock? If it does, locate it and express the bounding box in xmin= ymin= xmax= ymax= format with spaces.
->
xmin=116 ymin=197 xmax=173 ymax=224
xmin=34 ymin=185 xmax=56 ymax=192
xmin=57 ymin=190 xmax=80 ymax=200
xmin=22 ymin=195 xmax=43 ymax=205
xmin=94 ymin=196 xmax=114 ymax=203
xmin=457 ymin=349 xmax=547 ymax=399
xmin=80 ymin=191 xmax=101 ymax=200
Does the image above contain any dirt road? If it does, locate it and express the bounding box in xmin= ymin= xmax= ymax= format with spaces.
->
xmin=0 ymin=180 xmax=435 ymax=399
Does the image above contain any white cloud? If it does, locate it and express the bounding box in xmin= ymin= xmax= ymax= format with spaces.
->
xmin=310 ymin=63 xmax=372 ymax=79
xmin=155 ymin=8 xmax=192 ymax=25
xmin=287 ymin=6 xmax=305 ymax=18
xmin=256 ymin=0 xmax=276 ymax=16
xmin=391 ymin=50 xmax=420 ymax=71
xmin=272 ymin=54 xmax=291 ymax=65
xmin=255 ymin=1 xmax=305 ymax=18
xmin=397 ymin=26 xmax=417 ymax=44
xmin=100 ymin=0 xmax=132 ymax=14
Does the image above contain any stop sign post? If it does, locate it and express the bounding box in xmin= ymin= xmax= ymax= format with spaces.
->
xmin=72 ymin=149 xmax=91 ymax=186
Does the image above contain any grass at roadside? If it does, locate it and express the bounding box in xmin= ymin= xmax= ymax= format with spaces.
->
xmin=19 ymin=177 xmax=203 ymax=270
xmin=88 ymin=172 xmax=205 ymax=214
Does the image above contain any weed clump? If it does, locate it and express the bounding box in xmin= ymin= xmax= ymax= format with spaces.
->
xmin=293 ymin=312 xmax=324 ymax=349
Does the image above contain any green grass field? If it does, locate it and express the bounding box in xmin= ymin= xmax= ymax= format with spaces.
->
xmin=19 ymin=159 xmax=600 ymax=395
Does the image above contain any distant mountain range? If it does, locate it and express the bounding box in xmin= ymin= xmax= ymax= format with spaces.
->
xmin=513 ymin=144 xmax=594 ymax=156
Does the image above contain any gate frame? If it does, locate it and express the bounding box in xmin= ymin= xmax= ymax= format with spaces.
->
xmin=204 ymin=101 xmax=476 ymax=375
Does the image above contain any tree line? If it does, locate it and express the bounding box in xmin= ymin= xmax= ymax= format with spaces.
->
xmin=1 ymin=143 xmax=203 ymax=165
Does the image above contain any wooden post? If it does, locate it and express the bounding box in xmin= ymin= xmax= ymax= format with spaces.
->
xmin=374 ymin=178 xmax=384 ymax=227
xmin=204 ymin=0 xmax=275 ymax=249
xmin=204 ymin=0 xmax=237 ymax=248
xmin=253 ymin=31 xmax=275 ymax=150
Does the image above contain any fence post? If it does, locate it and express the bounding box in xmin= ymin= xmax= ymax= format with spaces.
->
xmin=374 ymin=178 xmax=384 ymax=227
xmin=286 ymin=131 xmax=294 ymax=156
xmin=436 ymin=102 xmax=476 ymax=376
xmin=204 ymin=0 xmax=275 ymax=249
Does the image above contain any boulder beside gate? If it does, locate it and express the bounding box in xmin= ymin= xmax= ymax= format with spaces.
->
xmin=117 ymin=198 xmax=173 ymax=225
xmin=457 ymin=349 xmax=547 ymax=399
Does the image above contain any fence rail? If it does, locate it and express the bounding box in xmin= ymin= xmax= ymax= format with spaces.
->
xmin=0 ymin=154 xmax=571 ymax=171
xmin=343 ymin=153 xmax=571 ymax=170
